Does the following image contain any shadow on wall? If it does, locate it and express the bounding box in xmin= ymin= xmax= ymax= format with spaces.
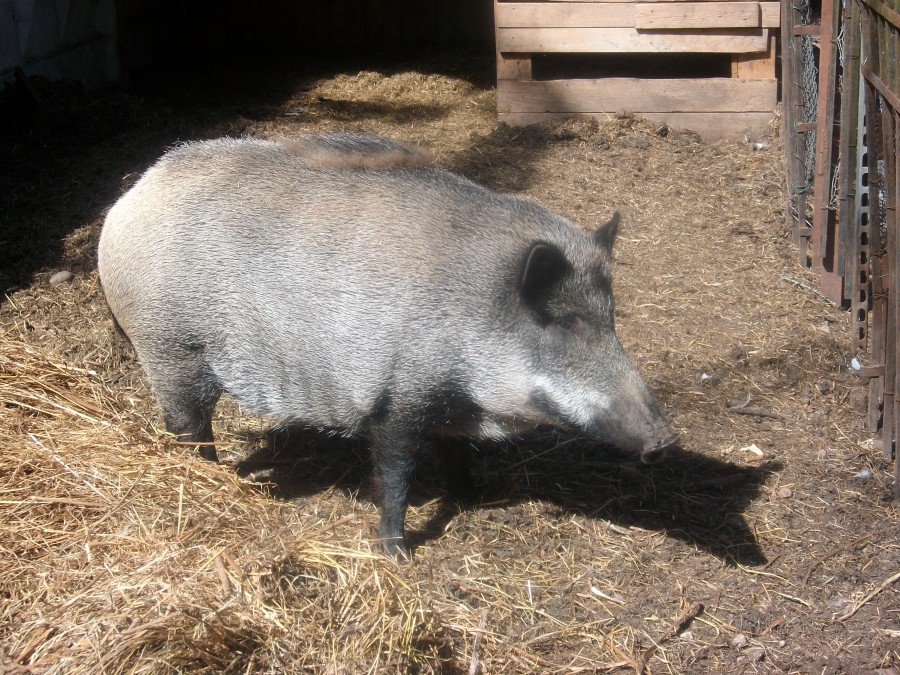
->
xmin=237 ymin=425 xmax=773 ymax=566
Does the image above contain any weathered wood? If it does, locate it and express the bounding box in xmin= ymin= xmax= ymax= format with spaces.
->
xmin=496 ymin=52 xmax=533 ymax=80
xmin=496 ymin=3 xmax=634 ymax=28
xmin=633 ymin=2 xmax=776 ymax=29
xmin=781 ymin=0 xmax=806 ymax=263
xmin=498 ymin=111 xmax=775 ymax=139
xmin=500 ymin=0 xmax=768 ymax=3
xmin=494 ymin=0 xmax=782 ymax=141
xmin=892 ymin=109 xmax=900 ymax=484
xmin=732 ymin=31 xmax=777 ymax=78
xmin=497 ymin=26 xmax=770 ymax=52
xmin=496 ymin=2 xmax=779 ymax=28
xmin=810 ymin=0 xmax=845 ymax=303
xmin=839 ymin=0 xmax=864 ymax=331
xmin=881 ymin=106 xmax=898 ymax=463
xmin=861 ymin=0 xmax=900 ymax=29
xmin=497 ymin=77 xmax=777 ymax=113
xmin=864 ymin=79 xmax=887 ymax=434
xmin=862 ymin=65 xmax=900 ymax=114
xmin=761 ymin=1 xmax=781 ymax=27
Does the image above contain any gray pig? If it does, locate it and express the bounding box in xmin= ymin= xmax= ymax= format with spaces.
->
xmin=98 ymin=134 xmax=677 ymax=558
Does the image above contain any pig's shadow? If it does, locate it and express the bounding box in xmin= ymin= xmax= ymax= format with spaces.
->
xmin=234 ymin=426 xmax=777 ymax=565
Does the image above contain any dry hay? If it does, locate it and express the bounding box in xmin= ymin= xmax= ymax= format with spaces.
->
xmin=1 ymin=55 xmax=899 ymax=673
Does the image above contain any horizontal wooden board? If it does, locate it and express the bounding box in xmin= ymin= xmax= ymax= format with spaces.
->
xmin=497 ymin=110 xmax=776 ymax=139
xmin=732 ymin=32 xmax=776 ymax=78
xmin=497 ymin=77 xmax=778 ymax=113
xmin=498 ymin=0 xmax=756 ymax=3
xmin=635 ymin=2 xmax=763 ymax=29
xmin=496 ymin=3 xmax=634 ymax=28
xmin=496 ymin=53 xmax=534 ymax=79
xmin=496 ymin=2 xmax=780 ymax=29
xmin=498 ymin=0 xmax=776 ymax=6
xmin=497 ymin=27 xmax=770 ymax=53
xmin=759 ymin=1 xmax=780 ymax=25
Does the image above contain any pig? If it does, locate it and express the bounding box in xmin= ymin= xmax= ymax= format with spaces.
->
xmin=98 ymin=134 xmax=677 ymax=558
xmin=276 ymin=132 xmax=433 ymax=170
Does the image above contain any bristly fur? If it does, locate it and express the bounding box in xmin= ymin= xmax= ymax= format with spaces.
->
xmin=97 ymin=134 xmax=675 ymax=556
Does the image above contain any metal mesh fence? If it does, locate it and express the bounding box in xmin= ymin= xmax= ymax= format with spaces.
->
xmin=799 ymin=0 xmax=818 ymax=193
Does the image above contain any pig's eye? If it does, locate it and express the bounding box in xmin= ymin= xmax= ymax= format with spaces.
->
xmin=557 ymin=315 xmax=588 ymax=334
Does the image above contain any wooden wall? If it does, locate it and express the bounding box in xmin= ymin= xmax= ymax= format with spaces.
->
xmin=117 ymin=0 xmax=495 ymax=69
xmin=494 ymin=0 xmax=780 ymax=139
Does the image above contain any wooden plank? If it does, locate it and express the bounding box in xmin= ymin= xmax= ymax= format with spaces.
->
xmin=497 ymin=77 xmax=777 ymax=113
xmin=497 ymin=53 xmax=533 ymax=80
xmin=496 ymin=3 xmax=634 ymax=28
xmin=501 ymin=0 xmax=762 ymax=3
xmin=864 ymin=80 xmax=887 ymax=433
xmin=495 ymin=1 xmax=533 ymax=80
xmin=839 ymin=0 xmax=863 ymax=308
xmin=732 ymin=30 xmax=777 ymax=78
xmin=781 ymin=0 xmax=809 ymax=264
xmin=862 ymin=64 xmax=900 ymax=113
xmin=810 ymin=0 xmax=844 ymax=303
xmin=496 ymin=1 xmax=779 ymax=29
xmin=497 ymin=110 xmax=775 ymax=139
xmin=760 ymin=2 xmax=780 ymax=27
xmin=882 ymin=109 xmax=900 ymax=484
xmin=861 ymin=0 xmax=900 ymax=30
xmin=635 ymin=3 xmax=760 ymax=29
xmin=497 ymin=27 xmax=769 ymax=52
xmin=881 ymin=107 xmax=898 ymax=465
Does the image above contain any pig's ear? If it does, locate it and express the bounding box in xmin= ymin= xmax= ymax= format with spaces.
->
xmin=593 ymin=211 xmax=620 ymax=253
xmin=520 ymin=242 xmax=571 ymax=320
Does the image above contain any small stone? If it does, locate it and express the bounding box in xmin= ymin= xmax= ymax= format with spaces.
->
xmin=49 ymin=270 xmax=74 ymax=285
xmin=731 ymin=633 xmax=749 ymax=649
xmin=746 ymin=647 xmax=765 ymax=663
xmin=778 ymin=640 xmax=787 ymax=648
xmin=776 ymin=487 xmax=793 ymax=499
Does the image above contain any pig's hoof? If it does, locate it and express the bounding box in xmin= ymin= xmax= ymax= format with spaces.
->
xmin=199 ymin=445 xmax=219 ymax=462
xmin=381 ymin=536 xmax=411 ymax=561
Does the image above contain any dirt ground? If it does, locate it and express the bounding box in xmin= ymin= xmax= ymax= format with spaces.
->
xmin=1 ymin=53 xmax=898 ymax=674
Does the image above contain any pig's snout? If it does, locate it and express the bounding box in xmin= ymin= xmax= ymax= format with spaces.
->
xmin=639 ymin=425 xmax=679 ymax=464
xmin=595 ymin=368 xmax=676 ymax=463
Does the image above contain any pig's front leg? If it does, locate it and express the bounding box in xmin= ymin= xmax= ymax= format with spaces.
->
xmin=369 ymin=419 xmax=419 ymax=559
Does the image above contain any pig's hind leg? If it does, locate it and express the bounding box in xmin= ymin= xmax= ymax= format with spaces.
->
xmin=143 ymin=351 xmax=223 ymax=462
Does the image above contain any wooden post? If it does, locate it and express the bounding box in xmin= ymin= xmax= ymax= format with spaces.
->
xmin=811 ymin=0 xmax=846 ymax=303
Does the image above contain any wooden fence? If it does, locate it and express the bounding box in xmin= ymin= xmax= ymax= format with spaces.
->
xmin=783 ymin=0 xmax=899 ymax=494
